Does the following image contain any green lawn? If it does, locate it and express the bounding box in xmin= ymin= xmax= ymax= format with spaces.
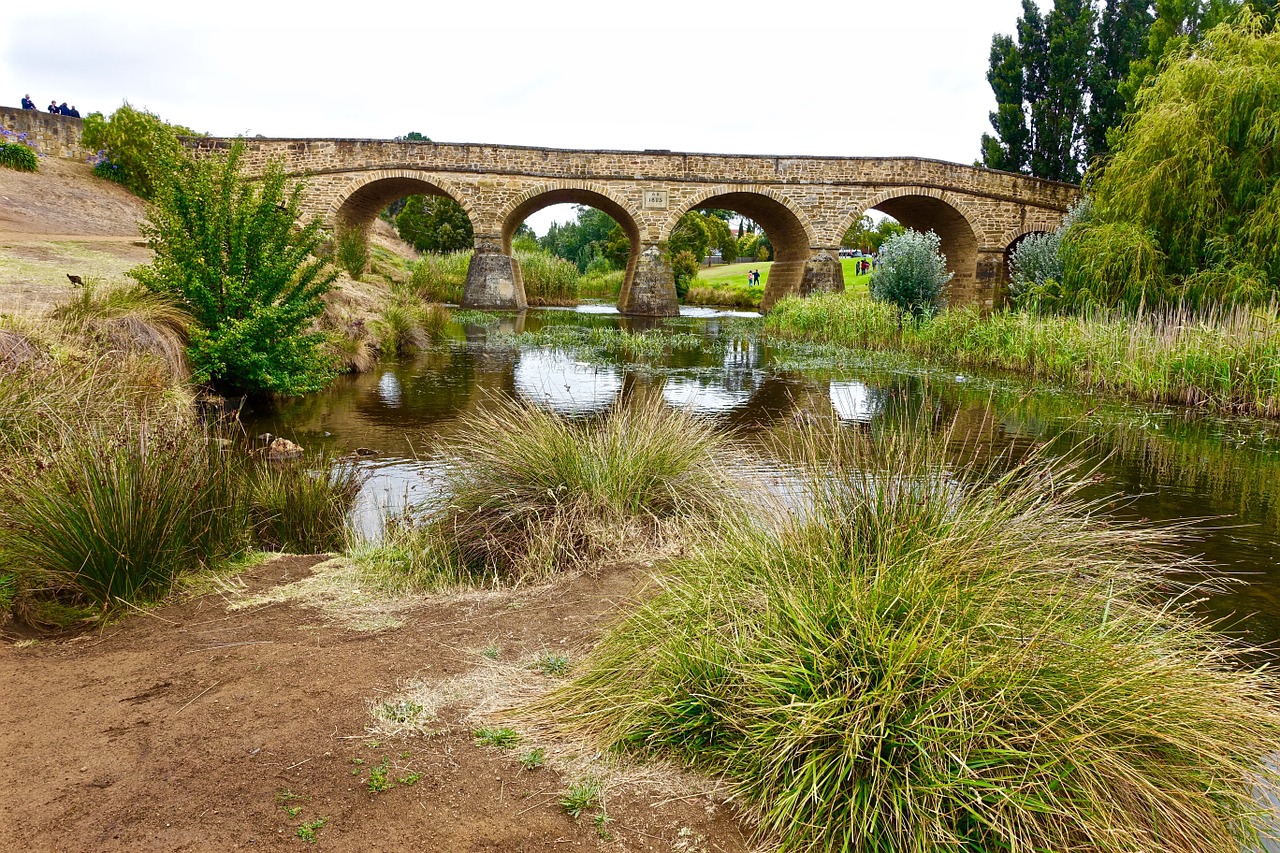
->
xmin=686 ymin=259 xmax=872 ymax=310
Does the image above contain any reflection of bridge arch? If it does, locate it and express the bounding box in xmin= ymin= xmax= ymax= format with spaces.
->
xmin=331 ymin=170 xmax=476 ymax=232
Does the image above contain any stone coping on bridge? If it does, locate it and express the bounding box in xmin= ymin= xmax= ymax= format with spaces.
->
xmin=191 ymin=134 xmax=1079 ymax=189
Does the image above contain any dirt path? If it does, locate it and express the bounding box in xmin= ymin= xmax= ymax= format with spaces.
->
xmin=0 ymin=557 xmax=750 ymax=853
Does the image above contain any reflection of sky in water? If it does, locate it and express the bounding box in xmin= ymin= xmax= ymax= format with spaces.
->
xmin=349 ymin=458 xmax=447 ymax=541
xmin=663 ymin=377 xmax=752 ymax=413
xmin=377 ymin=372 xmax=403 ymax=407
xmin=830 ymin=381 xmax=879 ymax=423
xmin=514 ymin=349 xmax=622 ymax=413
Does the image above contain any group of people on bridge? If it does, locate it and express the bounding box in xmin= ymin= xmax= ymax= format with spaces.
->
xmin=20 ymin=95 xmax=80 ymax=117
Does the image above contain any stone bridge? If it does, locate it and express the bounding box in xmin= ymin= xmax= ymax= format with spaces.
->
xmin=193 ymin=136 xmax=1080 ymax=315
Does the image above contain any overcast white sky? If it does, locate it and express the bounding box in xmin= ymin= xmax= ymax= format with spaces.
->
xmin=2 ymin=0 xmax=1035 ymax=234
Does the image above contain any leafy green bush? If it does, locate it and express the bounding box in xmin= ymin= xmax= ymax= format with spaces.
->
xmin=130 ymin=141 xmax=338 ymax=396
xmin=396 ymin=195 xmax=473 ymax=253
xmin=539 ymin=426 xmax=1280 ymax=853
xmin=869 ymin=229 xmax=952 ymax=319
xmin=0 ymin=129 xmax=38 ymax=172
xmin=81 ymin=103 xmax=194 ymax=199
xmin=671 ymin=250 xmax=700 ymax=301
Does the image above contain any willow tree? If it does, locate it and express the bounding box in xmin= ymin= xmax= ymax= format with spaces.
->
xmin=1069 ymin=10 xmax=1280 ymax=308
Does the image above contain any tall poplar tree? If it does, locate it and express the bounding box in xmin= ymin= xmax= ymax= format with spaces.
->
xmin=981 ymin=0 xmax=1095 ymax=182
xmin=1086 ymin=0 xmax=1154 ymax=161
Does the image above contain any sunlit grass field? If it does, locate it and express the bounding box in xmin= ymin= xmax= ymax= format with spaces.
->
xmin=686 ymin=258 xmax=872 ymax=309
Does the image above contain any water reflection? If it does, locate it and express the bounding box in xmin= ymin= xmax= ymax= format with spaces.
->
xmin=513 ymin=349 xmax=623 ymax=414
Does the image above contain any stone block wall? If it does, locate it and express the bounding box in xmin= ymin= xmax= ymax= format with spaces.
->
xmin=0 ymin=106 xmax=88 ymax=160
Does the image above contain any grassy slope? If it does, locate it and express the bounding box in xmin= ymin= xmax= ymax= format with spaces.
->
xmin=688 ymin=259 xmax=872 ymax=309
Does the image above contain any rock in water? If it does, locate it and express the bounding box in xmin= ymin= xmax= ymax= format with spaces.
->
xmin=267 ymin=437 xmax=303 ymax=461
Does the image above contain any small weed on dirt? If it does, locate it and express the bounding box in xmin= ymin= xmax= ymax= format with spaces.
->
xmin=536 ymin=651 xmax=570 ymax=677
xmin=296 ymin=817 xmax=327 ymax=843
xmin=560 ymin=780 xmax=602 ymax=819
xmin=519 ymin=747 xmax=546 ymax=770
xmin=367 ymin=757 xmax=394 ymax=793
xmin=474 ymin=726 xmax=521 ymax=749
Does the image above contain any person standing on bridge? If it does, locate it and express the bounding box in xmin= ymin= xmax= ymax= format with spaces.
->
xmin=47 ymin=100 xmax=57 ymax=114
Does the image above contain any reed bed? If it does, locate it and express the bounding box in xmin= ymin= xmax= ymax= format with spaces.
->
xmin=515 ymin=249 xmax=580 ymax=306
xmin=407 ymin=251 xmax=472 ymax=304
xmin=765 ymin=293 xmax=1280 ymax=417
xmin=533 ymin=425 xmax=1280 ymax=853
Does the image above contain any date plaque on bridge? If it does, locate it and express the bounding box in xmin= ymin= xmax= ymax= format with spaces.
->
xmin=642 ymin=190 xmax=669 ymax=210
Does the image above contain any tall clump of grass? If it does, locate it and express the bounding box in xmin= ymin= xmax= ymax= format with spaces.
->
xmin=407 ymin=251 xmax=472 ymax=304
xmin=534 ymin=424 xmax=1280 ymax=853
xmin=51 ymin=282 xmax=192 ymax=379
xmin=577 ymin=269 xmax=625 ymax=301
xmin=251 ymin=454 xmax=362 ymax=553
xmin=374 ymin=396 xmax=732 ymax=586
xmin=373 ymin=295 xmax=449 ymax=357
xmin=515 ymin=250 xmax=580 ymax=306
xmin=0 ymin=421 xmax=253 ymax=616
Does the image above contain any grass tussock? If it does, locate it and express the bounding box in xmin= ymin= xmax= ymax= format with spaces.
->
xmin=251 ymin=455 xmax=362 ymax=553
xmin=361 ymin=396 xmax=733 ymax=588
xmin=51 ymin=282 xmax=192 ymax=379
xmin=533 ymin=424 xmax=1280 ymax=853
xmin=765 ymin=293 xmax=1280 ymax=417
xmin=373 ymin=296 xmax=449 ymax=357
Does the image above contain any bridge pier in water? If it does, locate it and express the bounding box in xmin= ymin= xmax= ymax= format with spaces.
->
xmin=618 ymin=244 xmax=680 ymax=317
xmin=461 ymin=241 xmax=528 ymax=310
xmin=761 ymin=249 xmax=845 ymax=312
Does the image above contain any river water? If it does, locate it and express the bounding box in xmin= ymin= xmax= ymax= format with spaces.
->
xmin=243 ymin=305 xmax=1280 ymax=651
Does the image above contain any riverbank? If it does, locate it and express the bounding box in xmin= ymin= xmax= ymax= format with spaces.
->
xmin=764 ymin=292 xmax=1280 ymax=418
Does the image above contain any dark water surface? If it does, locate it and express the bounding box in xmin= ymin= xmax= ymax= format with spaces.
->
xmin=244 ymin=306 xmax=1280 ymax=649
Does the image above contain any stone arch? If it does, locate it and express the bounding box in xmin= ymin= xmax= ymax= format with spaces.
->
xmin=839 ymin=187 xmax=983 ymax=306
xmin=663 ymin=184 xmax=819 ymax=257
xmin=998 ymin=218 xmax=1065 ymax=252
xmin=497 ymin=181 xmax=643 ymax=254
xmin=330 ymin=169 xmax=476 ymax=232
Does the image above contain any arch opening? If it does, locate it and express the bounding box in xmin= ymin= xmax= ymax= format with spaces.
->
xmin=335 ymin=175 xmax=473 ymax=237
xmin=855 ymin=193 xmax=981 ymax=306
xmin=501 ymin=189 xmax=644 ymax=311
xmin=671 ymin=191 xmax=815 ymax=312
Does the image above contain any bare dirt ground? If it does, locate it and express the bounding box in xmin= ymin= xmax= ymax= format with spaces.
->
xmin=0 ymin=157 xmax=151 ymax=314
xmin=0 ymin=556 xmax=753 ymax=852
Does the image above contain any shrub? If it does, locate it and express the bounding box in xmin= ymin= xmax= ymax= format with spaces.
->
xmin=869 ymin=228 xmax=952 ymax=319
xmin=130 ymin=140 xmax=338 ymax=396
xmin=396 ymin=195 xmax=474 ymax=253
xmin=250 ymin=455 xmax=362 ymax=553
xmin=414 ymin=396 xmax=732 ymax=583
xmin=538 ymin=425 xmax=1280 ymax=853
xmin=0 ymin=129 xmax=38 ymax=172
xmin=335 ymin=225 xmax=371 ymax=280
xmin=671 ymin=250 xmax=700 ymax=301
xmin=80 ymin=103 xmax=193 ymax=199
